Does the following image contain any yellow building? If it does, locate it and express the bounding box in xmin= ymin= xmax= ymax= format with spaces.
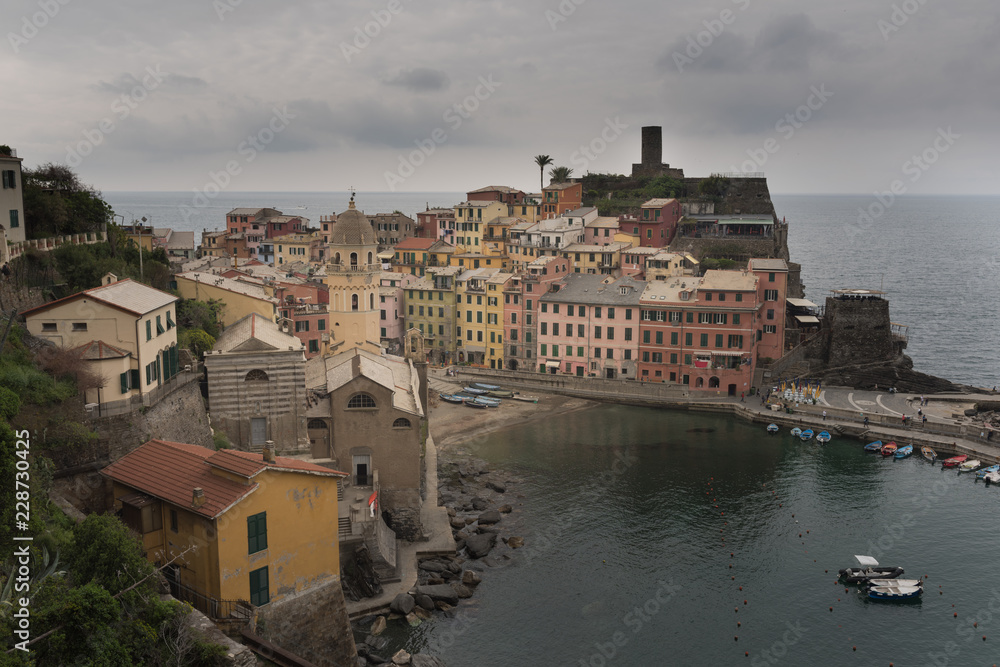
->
xmin=453 ymin=201 xmax=506 ymax=251
xmin=561 ymin=242 xmax=631 ymax=275
xmin=275 ymin=230 xmax=326 ymax=266
xmin=323 ymin=198 xmax=382 ymax=354
xmin=174 ymin=271 xmax=279 ymax=328
xmin=404 ymin=266 xmax=460 ymax=363
xmin=21 ymin=274 xmax=180 ymax=404
xmin=455 ymin=268 xmax=501 ymax=365
xmin=101 ymin=439 xmax=347 ymax=614
xmin=485 ymin=272 xmax=513 ymax=369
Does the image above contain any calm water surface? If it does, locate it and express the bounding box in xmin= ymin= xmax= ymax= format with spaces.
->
xmin=393 ymin=405 xmax=1000 ymax=666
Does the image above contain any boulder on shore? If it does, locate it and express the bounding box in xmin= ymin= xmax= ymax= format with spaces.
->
xmin=465 ymin=532 xmax=497 ymax=559
xmin=486 ymin=480 xmax=507 ymax=493
xmin=415 ymin=584 xmax=460 ymax=605
xmin=477 ymin=510 xmax=501 ymax=525
xmin=390 ymin=593 xmax=415 ymax=615
xmin=452 ymin=583 xmax=473 ymax=599
xmin=506 ymin=536 xmax=525 ymax=548
xmin=416 ymin=594 xmax=436 ymax=611
xmin=418 ymin=560 xmax=447 ymax=573
xmin=371 ymin=615 xmax=387 ymax=636
xmin=461 ymin=570 xmax=482 ymax=587
xmin=392 ymin=648 xmax=411 ymax=665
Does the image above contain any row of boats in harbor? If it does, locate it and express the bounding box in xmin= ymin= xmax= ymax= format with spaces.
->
xmin=439 ymin=383 xmax=539 ymax=409
xmin=863 ymin=439 xmax=1000 ymax=481
xmin=839 ymin=556 xmax=923 ymax=601
xmin=766 ymin=424 xmax=832 ymax=444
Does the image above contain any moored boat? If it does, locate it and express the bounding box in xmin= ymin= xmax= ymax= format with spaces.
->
xmin=800 ymin=429 xmax=814 ymax=442
xmin=881 ymin=442 xmax=898 ymax=457
xmin=816 ymin=431 xmax=831 ymax=444
xmin=959 ymin=459 xmax=982 ymax=472
xmin=487 ymin=390 xmax=514 ymax=398
xmin=839 ymin=555 xmax=904 ymax=584
xmin=439 ymin=393 xmax=465 ymax=404
xmin=464 ymin=398 xmax=489 ymax=408
xmin=462 ymin=387 xmax=488 ymax=395
xmin=767 ymin=424 xmax=779 ymax=434
xmin=791 ymin=427 xmax=802 ymax=437
xmin=894 ymin=445 xmax=913 ymax=459
xmin=921 ymin=446 xmax=937 ymax=463
xmin=942 ymin=455 xmax=968 ymax=468
xmin=984 ymin=470 xmax=1000 ymax=484
xmin=864 ymin=440 xmax=884 ymax=452
xmin=473 ymin=396 xmax=501 ymax=406
xmin=471 ymin=382 xmax=501 ymax=391
xmin=867 ymin=578 xmax=923 ymax=588
xmin=866 ymin=584 xmax=923 ymax=601
xmin=975 ymin=464 xmax=1000 ymax=479
xmin=510 ymin=395 xmax=539 ymax=403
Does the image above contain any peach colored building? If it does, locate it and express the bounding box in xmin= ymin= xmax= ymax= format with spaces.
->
xmin=537 ymin=274 xmax=645 ymax=378
xmin=749 ymin=258 xmax=789 ymax=362
xmin=503 ymin=256 xmax=571 ymax=372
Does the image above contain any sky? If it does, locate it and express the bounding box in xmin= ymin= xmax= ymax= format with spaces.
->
xmin=4 ymin=0 xmax=998 ymax=195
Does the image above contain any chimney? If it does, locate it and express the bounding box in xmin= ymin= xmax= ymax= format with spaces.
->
xmin=192 ymin=487 xmax=205 ymax=509
xmin=263 ymin=441 xmax=276 ymax=463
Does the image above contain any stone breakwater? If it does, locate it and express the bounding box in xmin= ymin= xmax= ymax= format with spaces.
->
xmin=351 ymin=453 xmax=524 ymax=666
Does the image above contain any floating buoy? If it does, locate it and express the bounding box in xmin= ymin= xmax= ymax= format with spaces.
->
xmin=853 ymin=646 xmax=856 ymax=651
xmin=745 ymin=651 xmax=749 ymax=657
xmin=799 ymin=533 xmax=802 ymax=537
xmin=954 ymin=612 xmax=958 ymax=617
xmin=806 ymin=530 xmax=810 ymax=534
xmin=744 ymin=600 xmax=748 ymax=605
xmin=737 ymin=621 xmax=741 ymax=627
xmin=735 ymin=636 xmax=739 ymax=641
xmin=975 ymin=622 xmax=978 ymax=628
xmin=731 ymin=553 xmax=734 ymax=557
xmin=739 ymin=586 xmax=743 ymax=591
xmin=829 ymin=607 xmax=833 ymax=612
xmin=729 ymin=564 xmax=733 ymax=569
xmin=732 ymin=576 xmax=735 ymax=580
xmin=792 ymin=514 xmax=795 ymax=517
xmin=735 ymin=607 xmax=739 ymax=613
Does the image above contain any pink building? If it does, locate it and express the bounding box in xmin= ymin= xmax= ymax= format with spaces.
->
xmin=415 ymin=208 xmax=456 ymax=243
xmin=536 ymin=274 xmax=646 ymax=378
xmin=380 ymin=273 xmax=418 ymax=350
xmin=503 ymin=256 xmax=569 ymax=372
xmin=749 ymin=258 xmax=789 ymax=362
xmin=583 ymin=217 xmax=621 ymax=246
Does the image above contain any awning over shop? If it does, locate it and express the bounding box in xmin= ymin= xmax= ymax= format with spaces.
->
xmin=794 ymin=315 xmax=821 ymax=324
xmin=544 ymin=360 xmax=561 ymax=368
xmin=711 ymin=351 xmax=747 ymax=357
xmin=786 ymin=298 xmax=819 ymax=309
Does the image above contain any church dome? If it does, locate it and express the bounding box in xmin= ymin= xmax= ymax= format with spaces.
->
xmin=331 ymin=198 xmax=377 ymax=247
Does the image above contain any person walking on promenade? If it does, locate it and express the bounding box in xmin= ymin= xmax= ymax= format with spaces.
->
xmin=864 ymin=415 xmax=869 ymax=427
xmin=740 ymin=392 xmax=745 ymax=402
xmin=822 ymin=410 xmax=827 ymax=421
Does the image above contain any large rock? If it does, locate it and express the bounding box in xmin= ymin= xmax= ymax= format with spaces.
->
xmin=370 ymin=615 xmax=387 ymax=636
xmin=486 ymin=480 xmax=507 ymax=493
xmin=471 ymin=497 xmax=489 ymax=511
xmin=477 ymin=510 xmax=501 ymax=525
xmin=390 ymin=593 xmax=415 ymax=616
xmin=405 ymin=612 xmax=422 ymax=627
xmin=498 ymin=504 xmax=513 ymax=514
xmin=415 ymin=584 xmax=459 ymax=605
xmin=416 ymin=594 xmax=435 ymax=611
xmin=393 ymin=649 xmax=412 ymax=665
xmin=465 ymin=532 xmax=497 ymax=559
xmin=461 ymin=570 xmax=481 ymax=587
xmin=507 ymin=536 xmax=525 ymax=548
xmin=419 ymin=560 xmax=447 ymax=573
xmin=452 ymin=584 xmax=473 ymax=599
xmin=449 ymin=518 xmax=466 ymax=530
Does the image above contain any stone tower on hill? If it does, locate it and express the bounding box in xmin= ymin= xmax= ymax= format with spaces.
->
xmin=631 ymin=126 xmax=685 ymax=179
xmin=323 ymin=195 xmax=382 ymax=355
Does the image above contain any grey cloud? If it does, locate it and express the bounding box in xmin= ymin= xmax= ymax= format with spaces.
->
xmin=382 ymin=68 xmax=451 ymax=92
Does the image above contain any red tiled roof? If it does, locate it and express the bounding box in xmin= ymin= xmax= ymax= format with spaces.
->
xmin=101 ymin=440 xmax=254 ymax=519
xmin=101 ymin=440 xmax=345 ymax=519
xmin=393 ymin=237 xmax=436 ymax=251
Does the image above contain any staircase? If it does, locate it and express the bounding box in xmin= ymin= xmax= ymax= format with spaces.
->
xmin=338 ymin=516 xmax=351 ymax=536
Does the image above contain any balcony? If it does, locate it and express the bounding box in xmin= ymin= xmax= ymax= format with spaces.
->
xmin=327 ymin=263 xmax=379 ymax=273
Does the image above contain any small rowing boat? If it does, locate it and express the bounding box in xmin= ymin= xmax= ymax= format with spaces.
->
xmin=816 ymin=431 xmax=831 ymax=444
xmin=487 ymin=389 xmax=514 ymax=398
xmin=921 ymin=446 xmax=937 ymax=463
xmin=881 ymin=442 xmax=898 ymax=457
xmin=959 ymin=459 xmax=982 ymax=472
xmin=984 ymin=470 xmax=1000 ymax=484
xmin=767 ymin=423 xmax=779 ymax=434
xmin=975 ymin=464 xmax=1000 ymax=479
xmin=462 ymin=387 xmax=488 ymax=395
xmin=941 ymin=455 xmax=968 ymax=469
xmin=800 ymin=429 xmax=814 ymax=442
xmin=471 ymin=382 xmax=501 ymax=391
xmin=791 ymin=427 xmax=802 ymax=437
xmin=439 ymin=393 xmax=465 ymax=404
xmin=864 ymin=440 xmax=884 ymax=452
xmin=511 ymin=395 xmax=539 ymax=403
xmin=894 ymin=445 xmax=913 ymax=459
xmin=866 ymin=584 xmax=923 ymax=601
xmin=464 ymin=398 xmax=489 ymax=408
xmin=839 ymin=555 xmax=904 ymax=584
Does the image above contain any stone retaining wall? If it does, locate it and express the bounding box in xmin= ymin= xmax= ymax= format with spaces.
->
xmin=255 ymin=578 xmax=357 ymax=667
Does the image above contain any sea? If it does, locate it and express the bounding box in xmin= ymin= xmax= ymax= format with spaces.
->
xmin=101 ymin=191 xmax=1000 ymax=665
xmin=104 ymin=191 xmax=1000 ymax=389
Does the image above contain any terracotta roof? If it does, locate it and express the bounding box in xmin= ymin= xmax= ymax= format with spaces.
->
xmin=101 ymin=439 xmax=346 ymax=520
xmin=330 ymin=206 xmax=377 ymax=246
xmin=21 ymin=278 xmax=177 ymax=318
xmin=69 ymin=340 xmax=131 ymax=360
xmin=393 ymin=237 xmax=436 ymax=251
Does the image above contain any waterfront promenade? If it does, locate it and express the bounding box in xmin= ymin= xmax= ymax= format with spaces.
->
xmin=447 ymin=367 xmax=1000 ymax=464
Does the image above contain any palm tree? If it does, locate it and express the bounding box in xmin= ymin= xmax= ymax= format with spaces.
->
xmin=548 ymin=166 xmax=573 ymax=184
xmin=533 ymin=155 xmax=553 ymax=189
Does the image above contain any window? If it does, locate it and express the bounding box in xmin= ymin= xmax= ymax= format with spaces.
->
xmin=625 ymin=328 xmax=633 ymax=341
xmin=249 ymin=566 xmax=269 ymax=606
xmin=541 ymin=303 xmax=548 ymax=313
xmin=767 ymin=309 xmax=775 ymax=320
xmin=769 ymin=272 xmax=776 ymax=282
xmin=579 ymin=306 xmax=586 ymax=317
xmin=624 ymin=349 xmax=632 ymax=360
xmin=245 ymin=369 xmax=268 ymax=382
xmin=608 ymin=308 xmax=615 ymax=319
xmin=685 ymin=354 xmax=692 ymax=365
xmin=552 ymin=345 xmax=559 ymax=356
xmin=594 ymin=326 xmax=602 ymax=339
xmin=735 ymin=293 xmax=743 ymax=302
xmin=652 ymin=352 xmax=663 ymax=363
xmin=553 ymin=304 xmax=560 ymax=314
xmin=686 ymin=312 xmax=694 ymax=323
xmin=71 ymin=322 xmax=88 ymax=332
xmin=669 ymin=311 xmax=681 ymax=324
xmin=734 ymin=314 xmax=741 ymax=325
xmin=705 ymin=292 xmax=712 ymax=301
xmin=248 ymin=512 xmax=267 ymax=554
xmin=728 ymin=335 xmax=744 ymax=349
xmin=595 ymin=307 xmax=602 ymax=318
xmin=1 ymin=170 xmax=15 ymax=189
xmin=511 ymin=313 xmax=517 ymax=324
xmin=577 ymin=324 xmax=584 ymax=337
xmin=655 ymin=331 xmax=663 ymax=344
xmin=764 ymin=289 xmax=779 ymax=301
xmin=309 ymin=339 xmax=319 ymax=353
xmin=170 ymin=509 xmax=178 ymax=533
xmin=670 ymin=332 xmax=678 ymax=345
xmin=541 ymin=344 xmax=547 ymax=356
xmin=700 ymin=333 xmax=709 ymax=347
xmin=715 ymin=334 xmax=724 ymax=348
xmin=568 ymin=305 xmax=574 ymax=317
xmin=347 ymin=393 xmax=377 ymax=409
xmin=594 ymin=347 xmax=601 ymax=358
xmin=764 ymin=324 xmax=777 ymax=334
xmin=541 ymin=322 xmax=548 ymax=335
xmin=625 ymin=309 xmax=632 ymax=320
xmin=41 ymin=322 xmax=57 ymax=332
xmin=146 ymin=320 xmax=152 ymax=341
xmin=670 ymin=353 xmax=678 ymax=364
xmin=8 ymin=210 xmax=18 ymax=228
xmin=553 ymin=323 xmax=559 ymax=336
xmin=393 ymin=418 xmax=411 ymax=428
xmin=642 ymin=351 xmax=650 ymax=362
xmin=643 ymin=330 xmax=650 ymax=344
xmin=166 ymin=311 xmax=175 ymax=329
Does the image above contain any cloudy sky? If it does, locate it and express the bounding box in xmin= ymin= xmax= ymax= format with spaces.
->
xmin=5 ymin=0 xmax=997 ymax=194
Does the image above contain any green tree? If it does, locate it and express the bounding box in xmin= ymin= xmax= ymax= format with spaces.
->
xmin=22 ymin=163 xmax=113 ymax=239
xmin=68 ymin=515 xmax=155 ymax=598
xmin=533 ymin=155 xmax=553 ymax=189
xmin=176 ymin=299 xmax=223 ymax=339
xmin=180 ymin=329 xmax=217 ymax=358
xmin=548 ymin=165 xmax=573 ymax=184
